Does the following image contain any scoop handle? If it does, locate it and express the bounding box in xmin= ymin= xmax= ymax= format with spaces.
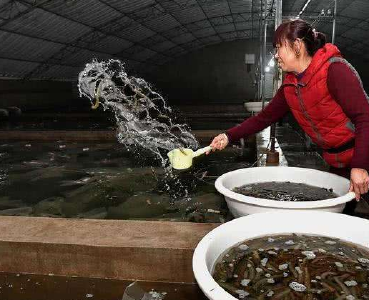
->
xmin=193 ymin=146 xmax=212 ymax=158
xmin=347 ymin=191 xmax=356 ymax=198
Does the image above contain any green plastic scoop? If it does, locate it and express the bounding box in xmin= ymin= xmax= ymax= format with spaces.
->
xmin=167 ymin=146 xmax=212 ymax=170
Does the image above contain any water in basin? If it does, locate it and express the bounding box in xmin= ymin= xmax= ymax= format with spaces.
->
xmin=213 ymin=234 xmax=369 ymax=299
xmin=233 ymin=182 xmax=338 ymax=202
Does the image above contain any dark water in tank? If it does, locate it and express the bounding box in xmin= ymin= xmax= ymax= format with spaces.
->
xmin=0 ymin=272 xmax=205 ymax=300
xmin=0 ymin=60 xmax=255 ymax=222
xmin=0 ymin=141 xmax=254 ymax=222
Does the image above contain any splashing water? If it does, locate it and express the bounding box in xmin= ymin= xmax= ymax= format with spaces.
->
xmin=78 ymin=59 xmax=200 ymax=197
xmin=78 ymin=59 xmax=198 ymax=162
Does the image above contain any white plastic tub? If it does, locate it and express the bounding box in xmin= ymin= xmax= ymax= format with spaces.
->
xmin=244 ymin=101 xmax=269 ymax=113
xmin=215 ymin=167 xmax=355 ymax=217
xmin=193 ymin=211 xmax=369 ymax=300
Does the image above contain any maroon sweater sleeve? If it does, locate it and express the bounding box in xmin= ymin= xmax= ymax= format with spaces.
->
xmin=328 ymin=62 xmax=369 ymax=171
xmin=226 ymin=87 xmax=290 ymax=143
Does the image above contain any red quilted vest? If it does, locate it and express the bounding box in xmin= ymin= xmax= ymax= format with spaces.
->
xmin=283 ymin=43 xmax=355 ymax=168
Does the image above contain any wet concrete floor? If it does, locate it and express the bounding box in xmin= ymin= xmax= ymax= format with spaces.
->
xmin=0 ymin=272 xmax=207 ymax=300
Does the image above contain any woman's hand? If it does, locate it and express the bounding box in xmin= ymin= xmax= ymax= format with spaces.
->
xmin=349 ymin=168 xmax=369 ymax=201
xmin=207 ymin=133 xmax=229 ymax=154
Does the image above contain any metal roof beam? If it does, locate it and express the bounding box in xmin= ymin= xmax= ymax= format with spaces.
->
xmin=0 ymin=0 xmax=50 ymax=27
xmin=128 ymin=0 xmax=227 ymax=17
xmin=15 ymin=0 xmax=168 ymax=78
xmin=152 ymin=0 xmax=206 ymax=51
xmin=140 ymin=27 xmax=255 ymax=70
xmin=98 ymin=0 xmax=187 ymax=54
xmin=226 ymin=0 xmax=237 ymax=32
xmin=141 ymin=12 xmax=253 ymax=43
xmin=116 ymin=12 xmax=254 ymax=60
xmin=160 ymin=28 xmax=254 ymax=58
xmin=194 ymin=0 xmax=224 ymax=42
xmin=0 ymin=55 xmax=76 ymax=67
xmin=0 ymin=27 xmax=114 ymax=57
xmin=331 ymin=16 xmax=369 ymax=40
xmin=0 ymin=26 xmax=158 ymax=72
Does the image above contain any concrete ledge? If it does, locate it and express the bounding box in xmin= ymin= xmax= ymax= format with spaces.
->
xmin=0 ymin=216 xmax=218 ymax=283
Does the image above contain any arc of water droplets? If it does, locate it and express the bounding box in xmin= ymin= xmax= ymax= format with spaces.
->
xmin=78 ymin=59 xmax=199 ymax=167
xmin=78 ymin=59 xmax=200 ymax=198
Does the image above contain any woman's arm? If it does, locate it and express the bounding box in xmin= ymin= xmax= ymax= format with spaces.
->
xmin=226 ymin=87 xmax=290 ymax=143
xmin=327 ymin=62 xmax=369 ymax=171
xmin=328 ymin=62 xmax=369 ymax=199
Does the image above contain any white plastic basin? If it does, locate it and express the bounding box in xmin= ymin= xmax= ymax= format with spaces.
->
xmin=215 ymin=166 xmax=355 ymax=217
xmin=193 ymin=211 xmax=369 ymax=300
xmin=244 ymin=101 xmax=269 ymax=113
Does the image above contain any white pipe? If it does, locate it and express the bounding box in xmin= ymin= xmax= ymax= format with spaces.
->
xmin=332 ymin=0 xmax=337 ymax=44
xmin=261 ymin=20 xmax=268 ymax=109
xmin=297 ymin=0 xmax=312 ymax=18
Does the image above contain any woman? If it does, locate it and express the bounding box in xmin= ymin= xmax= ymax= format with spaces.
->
xmin=209 ymin=19 xmax=369 ymax=212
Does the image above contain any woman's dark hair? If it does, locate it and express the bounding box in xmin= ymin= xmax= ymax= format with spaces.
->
xmin=273 ymin=19 xmax=326 ymax=56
